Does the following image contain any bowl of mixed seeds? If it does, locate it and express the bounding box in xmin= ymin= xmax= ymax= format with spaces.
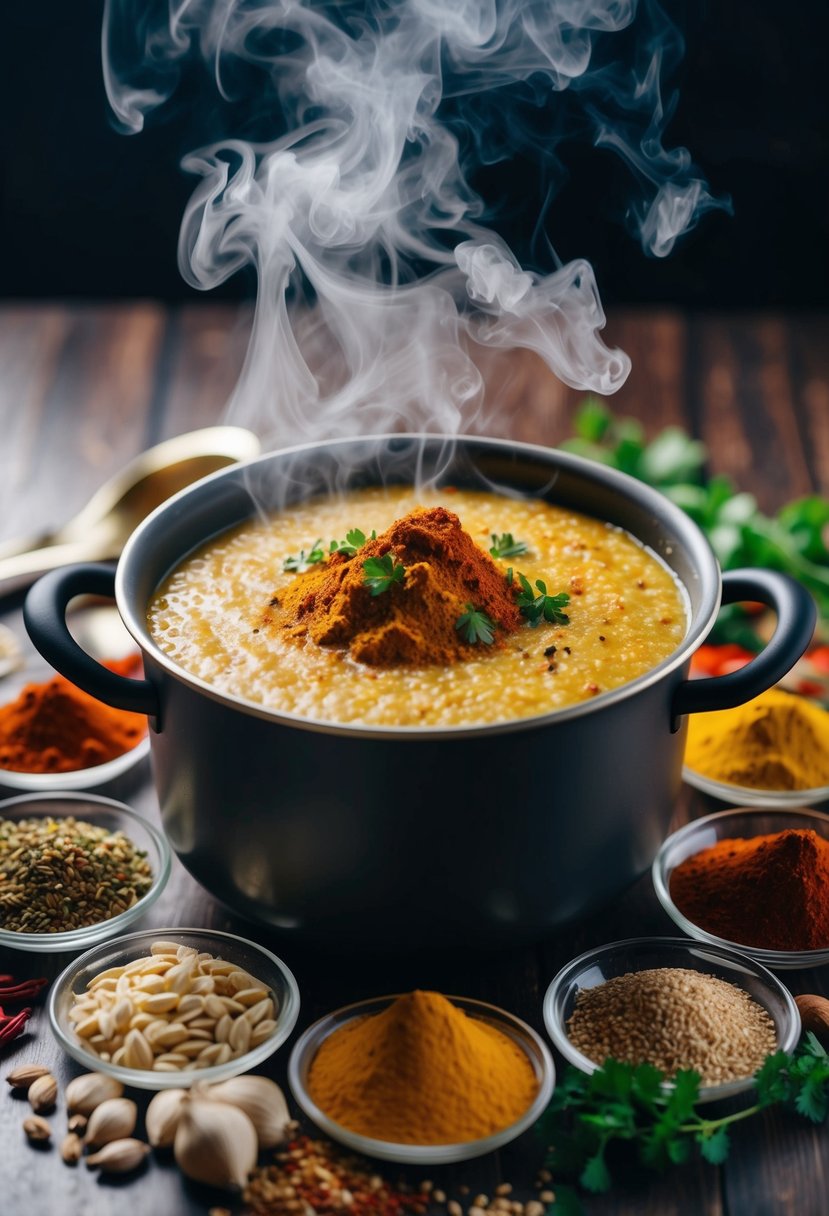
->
xmin=0 ymin=792 xmax=170 ymax=951
xmin=543 ymin=936 xmax=800 ymax=1103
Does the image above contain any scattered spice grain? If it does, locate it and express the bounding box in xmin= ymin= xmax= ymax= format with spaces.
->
xmin=566 ymin=967 xmax=777 ymax=1085
xmin=0 ymin=816 xmax=153 ymax=933
xmin=243 ymin=1135 xmax=428 ymax=1216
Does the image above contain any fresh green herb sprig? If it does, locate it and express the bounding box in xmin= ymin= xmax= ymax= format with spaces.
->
xmin=539 ymin=1034 xmax=829 ymax=1214
xmin=455 ymin=604 xmax=496 ymax=645
xmin=283 ymin=540 xmax=326 ymax=573
xmin=330 ymin=528 xmax=376 ymax=556
xmin=363 ymin=554 xmax=406 ymax=596
xmin=563 ymin=397 xmax=829 ymax=639
xmin=489 ymin=532 xmax=529 ymax=559
xmin=515 ymin=574 xmax=570 ymax=627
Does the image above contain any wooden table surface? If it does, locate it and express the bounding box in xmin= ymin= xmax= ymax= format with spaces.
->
xmin=0 ymin=303 xmax=828 ymax=1216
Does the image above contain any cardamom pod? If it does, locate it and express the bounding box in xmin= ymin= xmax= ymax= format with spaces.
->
xmin=23 ymin=1115 xmax=52 ymax=1143
xmin=27 ymin=1073 xmax=58 ymax=1114
xmin=145 ymin=1088 xmax=187 ymax=1149
xmin=174 ymin=1096 xmax=257 ymax=1189
xmin=85 ymin=1138 xmax=150 ymax=1174
xmin=60 ymin=1132 xmax=84 ymax=1164
xmin=84 ymin=1097 xmax=138 ymax=1148
xmin=65 ymin=1072 xmax=124 ymax=1115
xmin=204 ymin=1076 xmax=291 ymax=1148
xmin=6 ymin=1065 xmax=51 ymax=1091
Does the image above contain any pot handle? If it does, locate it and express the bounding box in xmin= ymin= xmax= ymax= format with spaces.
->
xmin=24 ymin=563 xmax=159 ymax=719
xmin=671 ymin=568 xmax=816 ymax=722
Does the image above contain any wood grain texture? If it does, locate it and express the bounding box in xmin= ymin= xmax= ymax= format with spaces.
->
xmin=1 ymin=305 xmax=828 ymax=1216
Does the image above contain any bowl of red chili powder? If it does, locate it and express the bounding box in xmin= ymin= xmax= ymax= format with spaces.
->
xmin=0 ymin=656 xmax=149 ymax=792
xmin=653 ymin=806 xmax=829 ymax=969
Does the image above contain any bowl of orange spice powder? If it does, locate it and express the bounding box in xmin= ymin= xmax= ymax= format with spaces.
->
xmin=653 ymin=806 xmax=829 ymax=970
xmin=0 ymin=655 xmax=149 ymax=792
xmin=288 ymin=990 xmax=555 ymax=1163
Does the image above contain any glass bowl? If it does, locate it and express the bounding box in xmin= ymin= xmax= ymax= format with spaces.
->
xmin=49 ymin=927 xmax=300 ymax=1090
xmin=653 ymin=805 xmax=829 ymax=969
xmin=0 ymin=734 xmax=150 ymax=792
xmin=683 ymin=764 xmax=829 ymax=810
xmin=288 ymin=994 xmax=555 ymax=1164
xmin=0 ymin=792 xmax=170 ymax=952
xmin=543 ymin=936 xmax=800 ymax=1104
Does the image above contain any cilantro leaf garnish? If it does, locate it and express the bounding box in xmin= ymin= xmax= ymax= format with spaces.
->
xmin=489 ymin=532 xmax=529 ymax=559
xmin=283 ymin=540 xmax=325 ymax=573
xmin=516 ymin=573 xmax=570 ymax=626
xmin=330 ymin=528 xmax=376 ymax=556
xmin=538 ymin=1035 xmax=829 ymax=1212
xmin=455 ymin=604 xmax=496 ymax=645
xmin=362 ymin=554 xmax=405 ymax=596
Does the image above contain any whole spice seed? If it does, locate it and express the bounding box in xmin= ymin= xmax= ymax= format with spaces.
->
xmin=566 ymin=967 xmax=777 ymax=1085
xmin=68 ymin=941 xmax=278 ymax=1070
xmin=243 ymin=1135 xmax=428 ymax=1216
xmin=0 ymin=816 xmax=153 ymax=933
xmin=23 ymin=1115 xmax=52 ymax=1143
xmin=6 ymin=1064 xmax=50 ymax=1090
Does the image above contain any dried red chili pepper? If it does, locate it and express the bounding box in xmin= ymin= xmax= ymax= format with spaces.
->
xmin=0 ymin=977 xmax=47 ymax=1001
xmin=0 ymin=1007 xmax=32 ymax=1044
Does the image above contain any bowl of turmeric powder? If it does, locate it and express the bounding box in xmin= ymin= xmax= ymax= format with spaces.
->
xmin=288 ymin=990 xmax=555 ymax=1163
xmin=681 ymin=688 xmax=829 ymax=809
xmin=653 ymin=806 xmax=829 ymax=969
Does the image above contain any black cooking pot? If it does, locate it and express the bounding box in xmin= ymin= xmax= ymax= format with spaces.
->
xmin=24 ymin=436 xmax=816 ymax=946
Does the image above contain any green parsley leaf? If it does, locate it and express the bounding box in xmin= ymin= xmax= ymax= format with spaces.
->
xmin=362 ymin=554 xmax=405 ymax=596
xmin=455 ymin=604 xmax=496 ymax=645
xmin=283 ymin=540 xmax=325 ymax=573
xmin=697 ymin=1125 xmax=730 ymax=1165
xmin=516 ymin=573 xmax=571 ymax=627
xmin=579 ymin=1148 xmax=611 ymax=1193
xmin=330 ymin=528 xmax=376 ymax=556
xmin=663 ymin=1070 xmax=700 ymax=1123
xmin=489 ymin=532 xmax=529 ymax=559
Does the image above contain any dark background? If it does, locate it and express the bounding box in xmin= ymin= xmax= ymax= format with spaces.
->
xmin=1 ymin=1 xmax=827 ymax=307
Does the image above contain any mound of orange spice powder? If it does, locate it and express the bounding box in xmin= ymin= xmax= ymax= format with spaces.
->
xmin=269 ymin=507 xmax=521 ymax=666
xmin=669 ymin=828 xmax=829 ymax=951
xmin=306 ymin=990 xmax=538 ymax=1145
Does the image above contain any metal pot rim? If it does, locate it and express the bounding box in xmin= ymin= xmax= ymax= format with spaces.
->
xmin=115 ymin=432 xmax=721 ymax=739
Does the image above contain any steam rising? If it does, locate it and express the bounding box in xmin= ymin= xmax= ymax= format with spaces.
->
xmin=104 ymin=0 xmax=726 ymax=448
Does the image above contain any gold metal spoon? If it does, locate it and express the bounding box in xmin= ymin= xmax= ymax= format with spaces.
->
xmin=0 ymin=426 xmax=261 ymax=592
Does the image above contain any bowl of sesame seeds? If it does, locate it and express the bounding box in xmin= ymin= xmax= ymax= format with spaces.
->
xmin=543 ymin=936 xmax=800 ymax=1103
xmin=0 ymin=792 xmax=170 ymax=951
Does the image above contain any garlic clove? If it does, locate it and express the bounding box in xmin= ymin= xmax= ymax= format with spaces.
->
xmin=65 ymin=1072 xmax=124 ymax=1115
xmin=85 ymin=1138 xmax=151 ymax=1174
xmin=174 ymin=1095 xmax=257 ymax=1189
xmin=145 ymin=1087 xmax=188 ymax=1148
xmin=6 ymin=1065 xmax=51 ymax=1091
xmin=205 ymin=1076 xmax=292 ymax=1149
xmin=23 ymin=1115 xmax=52 ymax=1144
xmin=84 ymin=1097 xmax=138 ymax=1148
xmin=27 ymin=1073 xmax=58 ymax=1114
xmin=60 ymin=1132 xmax=84 ymax=1164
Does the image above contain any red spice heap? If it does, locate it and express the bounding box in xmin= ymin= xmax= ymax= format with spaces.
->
xmin=669 ymin=828 xmax=829 ymax=951
xmin=243 ymin=1135 xmax=428 ymax=1216
xmin=0 ymin=656 xmax=147 ymax=774
xmin=270 ymin=506 xmax=522 ymax=667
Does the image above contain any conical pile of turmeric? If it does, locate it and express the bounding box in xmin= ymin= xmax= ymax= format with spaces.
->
xmin=268 ymin=507 xmax=522 ymax=666
xmin=684 ymin=687 xmax=829 ymax=790
xmin=306 ymin=990 xmax=538 ymax=1144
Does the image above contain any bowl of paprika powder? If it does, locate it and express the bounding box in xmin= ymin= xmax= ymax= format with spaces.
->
xmin=0 ymin=656 xmax=149 ymax=792
xmin=653 ymin=806 xmax=829 ymax=969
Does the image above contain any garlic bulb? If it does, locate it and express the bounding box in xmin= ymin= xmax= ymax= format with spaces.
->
xmin=174 ymin=1096 xmax=257 ymax=1189
xmin=145 ymin=1088 xmax=187 ymax=1149
xmin=65 ymin=1073 xmax=124 ymax=1115
xmin=84 ymin=1097 xmax=138 ymax=1148
xmin=205 ymin=1076 xmax=291 ymax=1149
xmin=85 ymin=1138 xmax=150 ymax=1174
